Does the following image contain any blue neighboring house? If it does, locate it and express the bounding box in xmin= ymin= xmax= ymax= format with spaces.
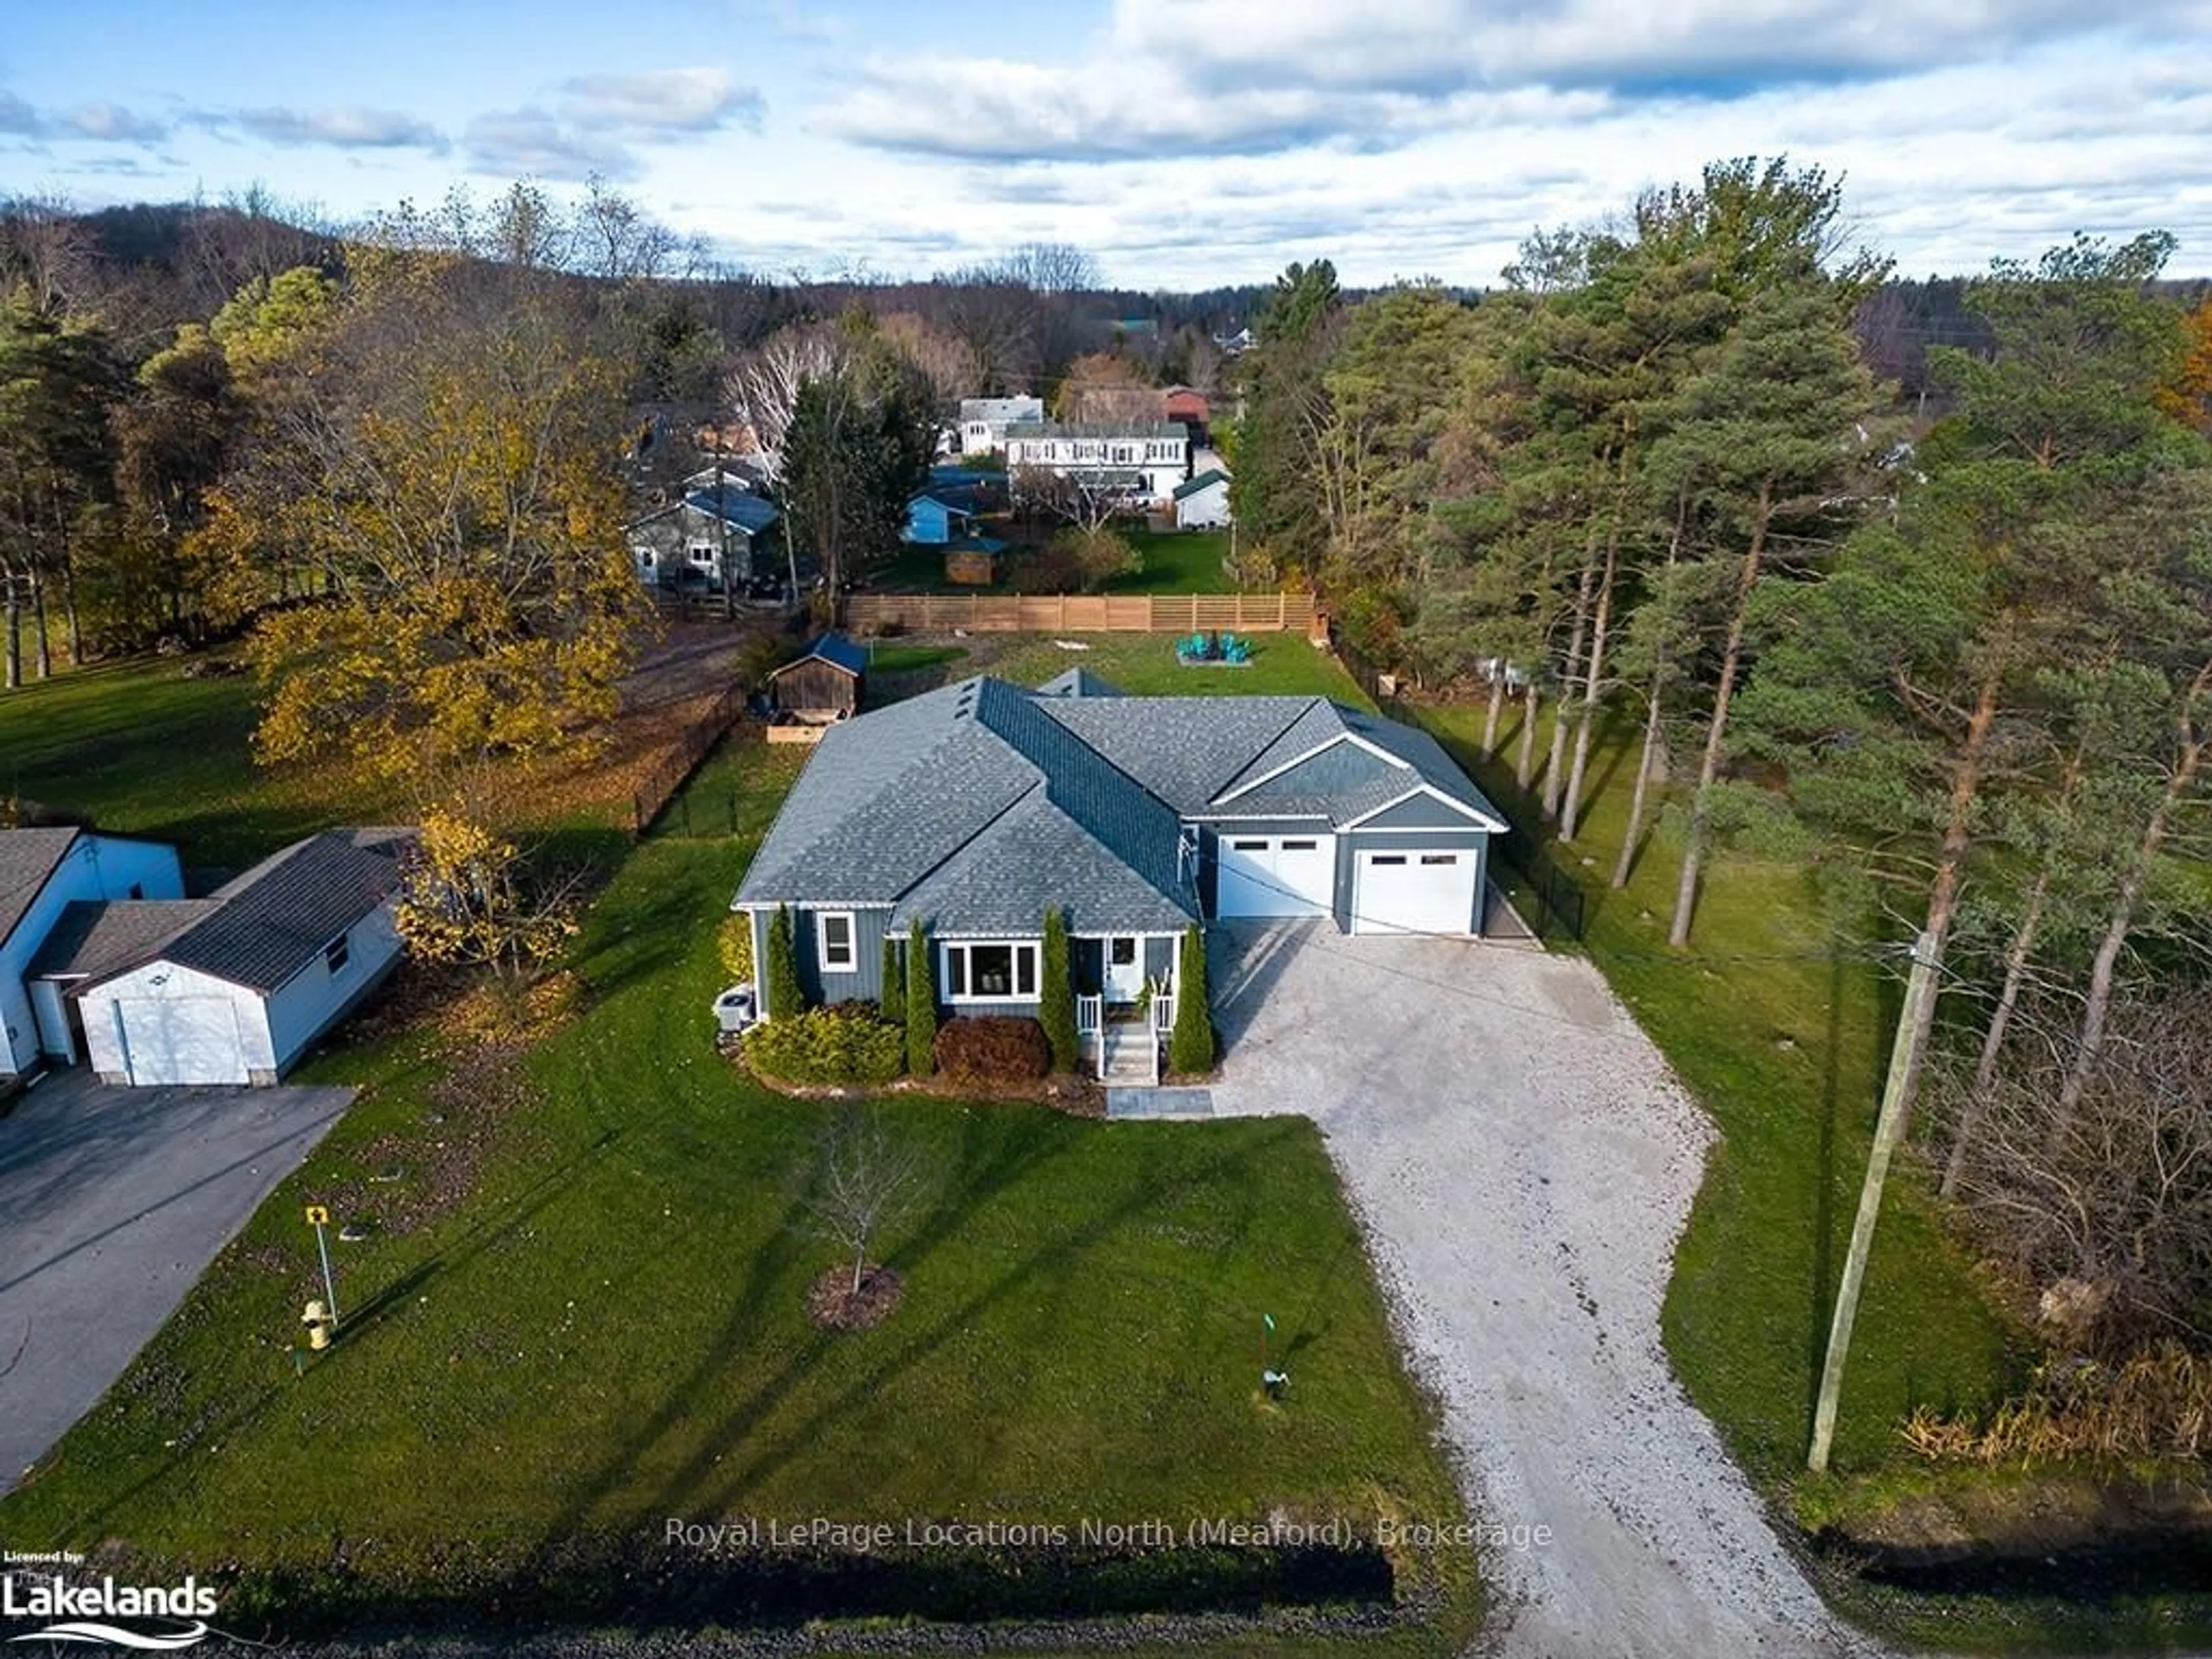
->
xmin=904 ymin=484 xmax=982 ymax=546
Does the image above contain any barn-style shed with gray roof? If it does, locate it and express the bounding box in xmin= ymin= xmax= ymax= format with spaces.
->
xmin=732 ymin=672 xmax=1506 ymax=1047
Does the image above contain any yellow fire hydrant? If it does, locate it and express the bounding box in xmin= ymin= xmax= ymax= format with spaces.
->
xmin=302 ymin=1300 xmax=333 ymax=1351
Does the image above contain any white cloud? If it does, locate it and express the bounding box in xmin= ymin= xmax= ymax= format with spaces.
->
xmin=463 ymin=109 xmax=643 ymax=181
xmin=464 ymin=65 xmax=763 ymax=185
xmin=0 ymin=92 xmax=172 ymax=143
xmin=556 ymin=67 xmax=763 ymax=134
xmin=791 ymin=0 xmax=2212 ymax=285
xmin=227 ymin=107 xmax=448 ymax=151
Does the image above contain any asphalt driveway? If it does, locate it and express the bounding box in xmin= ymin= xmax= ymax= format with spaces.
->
xmin=1206 ymin=922 xmax=1884 ymax=1658
xmin=0 ymin=1070 xmax=351 ymax=1492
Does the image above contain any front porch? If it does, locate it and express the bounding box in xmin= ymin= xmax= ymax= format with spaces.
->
xmin=1071 ymin=930 xmax=1181 ymax=1088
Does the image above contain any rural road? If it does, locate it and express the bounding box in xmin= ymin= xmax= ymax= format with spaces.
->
xmin=1207 ymin=919 xmax=1890 ymax=1658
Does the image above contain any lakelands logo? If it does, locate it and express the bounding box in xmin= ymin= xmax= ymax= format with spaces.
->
xmin=2 ymin=1569 xmax=219 ymax=1649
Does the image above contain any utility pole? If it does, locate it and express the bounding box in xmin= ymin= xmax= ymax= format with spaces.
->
xmin=1808 ymin=930 xmax=1942 ymax=1474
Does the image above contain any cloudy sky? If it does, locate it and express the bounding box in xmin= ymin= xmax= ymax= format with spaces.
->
xmin=7 ymin=0 xmax=2212 ymax=288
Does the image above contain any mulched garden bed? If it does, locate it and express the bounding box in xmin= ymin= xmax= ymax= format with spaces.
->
xmin=809 ymin=1264 xmax=904 ymax=1330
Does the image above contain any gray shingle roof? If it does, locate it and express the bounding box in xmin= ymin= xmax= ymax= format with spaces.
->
xmin=683 ymin=490 xmax=781 ymax=534
xmin=122 ymin=828 xmax=413 ymax=994
xmin=1045 ymin=695 xmax=1507 ymax=829
xmin=30 ymin=898 xmax=224 ymax=980
xmin=735 ymin=680 xmax=1503 ymax=937
xmin=1036 ymin=696 xmax=1316 ymax=813
xmin=736 ymin=677 xmax=1196 ymax=933
xmin=1034 ymin=666 xmax=1123 ymax=699
xmin=1335 ymin=706 xmax=1508 ymax=827
xmin=0 ymin=827 xmax=83 ymax=949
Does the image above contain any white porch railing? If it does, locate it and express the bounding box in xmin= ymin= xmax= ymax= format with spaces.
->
xmin=1148 ymin=995 xmax=1175 ymax=1085
xmin=1076 ymin=994 xmax=1104 ymax=1078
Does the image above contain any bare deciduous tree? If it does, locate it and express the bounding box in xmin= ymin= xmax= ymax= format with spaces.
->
xmin=723 ymin=320 xmax=849 ymax=484
xmin=801 ymin=1112 xmax=932 ymax=1299
xmin=1938 ymin=986 xmax=2212 ymax=1352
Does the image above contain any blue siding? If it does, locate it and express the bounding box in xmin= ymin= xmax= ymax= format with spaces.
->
xmin=905 ymin=497 xmax=955 ymax=544
xmin=748 ymin=904 xmax=892 ymax=1015
xmin=794 ymin=906 xmax=891 ymax=1007
xmin=1354 ymin=790 xmax=1493 ymax=831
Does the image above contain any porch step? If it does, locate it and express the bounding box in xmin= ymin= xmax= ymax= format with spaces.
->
xmin=1097 ymin=1025 xmax=1158 ymax=1085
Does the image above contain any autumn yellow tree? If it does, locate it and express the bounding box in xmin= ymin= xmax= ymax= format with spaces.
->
xmin=393 ymin=809 xmax=579 ymax=985
xmin=2157 ymin=296 xmax=2212 ymax=434
xmin=220 ymin=245 xmax=645 ymax=796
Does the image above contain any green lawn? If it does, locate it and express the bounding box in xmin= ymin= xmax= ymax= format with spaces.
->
xmin=0 ymin=658 xmax=384 ymax=868
xmin=1107 ymin=530 xmax=1238 ymax=594
xmin=861 ymin=634 xmax=1366 ymax=710
xmin=873 ymin=529 xmax=1241 ymax=597
xmin=1 ymin=715 xmax=1476 ymax=1649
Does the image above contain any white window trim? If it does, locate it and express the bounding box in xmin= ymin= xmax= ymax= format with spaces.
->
xmin=817 ymin=910 xmax=858 ymax=974
xmin=940 ymin=939 xmax=1042 ymax=1004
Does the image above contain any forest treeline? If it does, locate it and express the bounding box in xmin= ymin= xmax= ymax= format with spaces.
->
xmin=1228 ymin=158 xmax=2212 ymax=1376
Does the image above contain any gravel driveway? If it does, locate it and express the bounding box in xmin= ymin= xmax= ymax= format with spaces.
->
xmin=1206 ymin=921 xmax=1887 ymax=1658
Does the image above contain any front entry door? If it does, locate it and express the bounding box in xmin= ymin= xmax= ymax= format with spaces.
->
xmin=1104 ymin=936 xmax=1144 ymax=1005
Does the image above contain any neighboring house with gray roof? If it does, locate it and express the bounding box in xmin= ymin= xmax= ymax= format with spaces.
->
xmin=56 ymin=828 xmax=414 ymax=1088
xmin=732 ymin=673 xmax=1506 ymax=1070
xmin=0 ymin=827 xmax=184 ymax=1080
xmin=627 ymin=485 xmax=781 ymax=593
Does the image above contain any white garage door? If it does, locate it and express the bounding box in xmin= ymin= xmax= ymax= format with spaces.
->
xmin=1355 ymin=849 xmax=1479 ymax=935
xmin=1216 ymin=835 xmax=1336 ymax=918
xmin=114 ymin=997 xmax=249 ymax=1086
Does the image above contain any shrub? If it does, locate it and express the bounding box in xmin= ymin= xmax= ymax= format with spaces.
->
xmin=1039 ymin=908 xmax=1077 ymax=1071
xmin=1008 ymin=528 xmax=1141 ymax=594
xmin=744 ymin=1006 xmax=906 ymax=1085
xmin=904 ymin=920 xmax=936 ymax=1076
xmin=934 ymin=1016 xmax=1051 ymax=1082
xmin=879 ymin=934 xmax=904 ymax=1023
xmin=719 ymin=911 xmax=755 ymax=983
xmin=1169 ymin=925 xmax=1215 ymax=1074
xmin=766 ymin=904 xmax=804 ymax=1019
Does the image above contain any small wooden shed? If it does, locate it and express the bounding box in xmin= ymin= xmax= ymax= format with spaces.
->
xmin=766 ymin=632 xmax=866 ymax=723
xmin=944 ymin=534 xmax=1009 ymax=586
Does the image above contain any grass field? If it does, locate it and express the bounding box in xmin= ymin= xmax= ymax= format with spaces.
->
xmin=0 ymin=659 xmax=383 ymax=868
xmin=876 ymin=529 xmax=1241 ymax=597
xmin=0 ymin=665 xmax=1478 ymax=1651
xmin=860 ymin=634 xmax=1365 ymax=711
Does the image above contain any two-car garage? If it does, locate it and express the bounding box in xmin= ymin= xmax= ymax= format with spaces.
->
xmin=1210 ymin=829 xmax=1487 ymax=935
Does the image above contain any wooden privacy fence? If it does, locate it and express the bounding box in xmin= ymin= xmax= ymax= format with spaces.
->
xmin=843 ymin=592 xmax=1318 ymax=635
